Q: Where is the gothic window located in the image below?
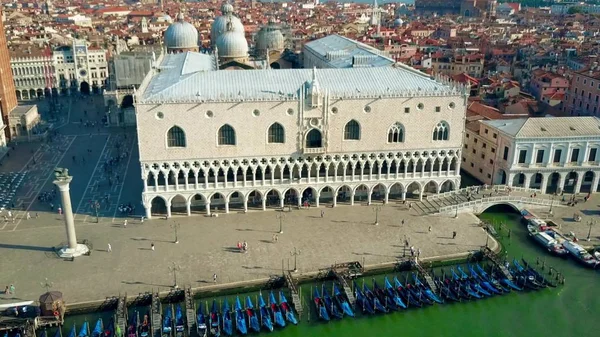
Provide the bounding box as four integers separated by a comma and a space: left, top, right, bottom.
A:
306, 129, 322, 148
218, 124, 236, 145
344, 120, 360, 140
432, 121, 450, 141
268, 123, 285, 143
388, 122, 405, 143
166, 126, 186, 147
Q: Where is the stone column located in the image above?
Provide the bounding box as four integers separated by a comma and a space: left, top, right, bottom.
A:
540, 174, 549, 194
225, 201, 230, 214
143, 177, 148, 193
591, 173, 600, 193
401, 191, 406, 201
279, 197, 285, 209
166, 202, 172, 218
419, 188, 423, 201
186, 201, 191, 216
54, 173, 89, 258
332, 196, 337, 207
262, 198, 267, 211
384, 191, 389, 204
243, 197, 248, 212
205, 202, 211, 216
145, 205, 152, 220
350, 189, 355, 206
574, 174, 583, 194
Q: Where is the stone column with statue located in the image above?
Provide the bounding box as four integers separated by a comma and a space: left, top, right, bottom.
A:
53, 168, 89, 258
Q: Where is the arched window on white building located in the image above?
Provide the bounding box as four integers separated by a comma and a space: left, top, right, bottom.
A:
433, 121, 449, 141
267, 123, 285, 143
344, 120, 360, 140
218, 124, 236, 145
387, 122, 405, 143
167, 126, 186, 147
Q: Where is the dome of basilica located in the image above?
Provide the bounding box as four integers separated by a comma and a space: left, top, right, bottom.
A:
216, 25, 249, 59
164, 13, 199, 51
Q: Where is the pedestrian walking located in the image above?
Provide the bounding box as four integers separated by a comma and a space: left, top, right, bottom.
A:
35, 212, 39, 219
26, 212, 31, 220
237, 241, 242, 252
213, 273, 218, 283
452, 231, 457, 239
428, 226, 432, 233
417, 248, 421, 258
274, 235, 278, 242
151, 243, 155, 251
7, 211, 11, 218
9, 285, 14, 295
408, 203, 412, 210
107, 243, 112, 252
4, 286, 8, 294
140, 216, 144, 223
123, 219, 127, 228
320, 210, 324, 218
58, 207, 62, 215
410, 246, 415, 257
242, 241, 248, 253
401, 219, 405, 226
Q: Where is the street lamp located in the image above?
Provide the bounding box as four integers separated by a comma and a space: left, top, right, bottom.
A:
168, 262, 181, 289
373, 205, 382, 226
40, 277, 53, 293
276, 213, 285, 234
290, 247, 302, 273
170, 223, 180, 244
587, 219, 595, 242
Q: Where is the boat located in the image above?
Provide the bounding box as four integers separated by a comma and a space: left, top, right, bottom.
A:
313, 286, 330, 321
54, 327, 62, 337
278, 291, 298, 325
468, 265, 502, 294
431, 272, 459, 302
393, 276, 422, 307
508, 262, 544, 290
92, 319, 103, 337
562, 240, 600, 269
244, 296, 260, 333
78, 321, 89, 337
372, 280, 398, 311
529, 230, 569, 257
104, 319, 115, 337
269, 292, 286, 328
258, 293, 274, 332
487, 266, 522, 291
234, 297, 248, 335
450, 269, 481, 299
353, 281, 374, 314
221, 299, 233, 336
322, 286, 343, 318
333, 284, 355, 317
210, 300, 223, 337
521, 259, 556, 288
196, 303, 207, 337
139, 314, 150, 337
40, 331, 47, 337
127, 311, 138, 337
412, 274, 443, 304
162, 306, 173, 336
363, 283, 387, 313
174, 305, 185, 336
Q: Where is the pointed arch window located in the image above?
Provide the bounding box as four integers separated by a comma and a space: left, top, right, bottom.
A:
267, 123, 285, 143
433, 121, 450, 141
388, 122, 405, 143
344, 120, 361, 140
306, 129, 322, 148
218, 124, 236, 145
167, 126, 186, 147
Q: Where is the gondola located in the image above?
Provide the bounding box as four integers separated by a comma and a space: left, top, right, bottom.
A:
127, 311, 138, 337
431, 272, 460, 302
393, 276, 422, 307
196, 304, 207, 337
450, 269, 481, 299
278, 291, 298, 325
521, 259, 556, 287
515, 259, 551, 287
40, 331, 48, 337
68, 325, 76, 337
322, 285, 343, 319
406, 282, 433, 305
313, 286, 330, 321
468, 265, 503, 294
234, 297, 248, 335
243, 296, 260, 333
269, 291, 286, 328
104, 319, 114, 337
162, 306, 173, 337
353, 281, 374, 315
174, 305, 185, 337
78, 321, 89, 337
508, 262, 544, 290
484, 264, 522, 291
92, 319, 104, 337
372, 280, 398, 311
139, 314, 150, 337
333, 284, 355, 317
54, 327, 62, 337
222, 299, 233, 336
473, 264, 510, 293
363, 283, 387, 313
258, 293, 274, 332
412, 274, 443, 304
210, 300, 224, 337
457, 266, 491, 297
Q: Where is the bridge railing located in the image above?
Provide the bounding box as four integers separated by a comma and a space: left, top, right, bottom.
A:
437, 196, 554, 214
427, 184, 542, 200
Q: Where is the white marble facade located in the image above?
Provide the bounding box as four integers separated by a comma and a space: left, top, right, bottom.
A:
135, 57, 469, 218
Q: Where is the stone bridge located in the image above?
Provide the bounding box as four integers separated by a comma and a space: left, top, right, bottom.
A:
415, 184, 560, 216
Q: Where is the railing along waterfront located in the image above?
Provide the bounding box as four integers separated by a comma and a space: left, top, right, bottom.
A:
437, 196, 554, 214
427, 185, 542, 200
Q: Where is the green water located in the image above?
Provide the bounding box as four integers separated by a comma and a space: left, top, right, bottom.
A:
57, 207, 599, 337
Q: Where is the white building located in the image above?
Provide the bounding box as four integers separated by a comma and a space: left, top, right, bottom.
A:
303, 35, 394, 69
10, 40, 108, 98
464, 117, 600, 194
134, 51, 469, 219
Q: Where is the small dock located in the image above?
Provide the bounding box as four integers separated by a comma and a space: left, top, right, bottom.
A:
115, 293, 127, 336
413, 259, 439, 294
151, 291, 162, 337
184, 286, 196, 335
331, 262, 363, 306
284, 271, 302, 318
481, 247, 513, 281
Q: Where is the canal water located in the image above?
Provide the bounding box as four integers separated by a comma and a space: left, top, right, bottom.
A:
53, 206, 599, 337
